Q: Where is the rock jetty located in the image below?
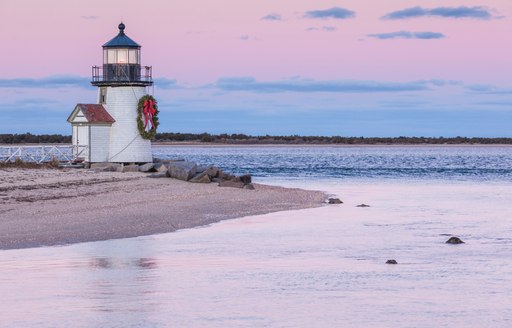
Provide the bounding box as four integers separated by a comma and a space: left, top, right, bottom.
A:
90, 159, 255, 189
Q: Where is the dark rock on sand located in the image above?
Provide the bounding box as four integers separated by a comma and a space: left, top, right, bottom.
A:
328, 198, 343, 204
218, 180, 245, 188
356, 204, 370, 207
139, 163, 155, 172
243, 183, 255, 190
167, 161, 197, 181
446, 237, 464, 244
196, 165, 220, 179
189, 172, 211, 183
218, 171, 237, 181
205, 166, 220, 178
90, 162, 122, 172
122, 164, 140, 173
386, 259, 398, 264
153, 163, 168, 173
239, 174, 252, 184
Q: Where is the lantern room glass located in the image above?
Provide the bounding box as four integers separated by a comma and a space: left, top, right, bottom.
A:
103, 48, 140, 64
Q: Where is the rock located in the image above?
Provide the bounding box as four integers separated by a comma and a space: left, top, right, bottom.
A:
356, 204, 370, 207
446, 237, 464, 244
196, 165, 209, 173
122, 164, 140, 172
243, 183, 255, 190
218, 170, 236, 181
148, 172, 168, 178
167, 161, 197, 181
195, 165, 220, 178
218, 180, 245, 188
328, 198, 343, 204
386, 260, 398, 264
139, 163, 154, 172
205, 166, 220, 178
189, 172, 211, 183
90, 162, 122, 172
90, 162, 110, 170
239, 174, 252, 184
211, 177, 222, 183
153, 163, 168, 172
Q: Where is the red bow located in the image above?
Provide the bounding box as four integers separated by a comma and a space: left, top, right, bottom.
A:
143, 99, 156, 130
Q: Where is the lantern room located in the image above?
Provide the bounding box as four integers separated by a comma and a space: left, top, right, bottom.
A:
91, 23, 153, 87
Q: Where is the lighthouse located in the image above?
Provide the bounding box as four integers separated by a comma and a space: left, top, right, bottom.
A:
67, 23, 155, 163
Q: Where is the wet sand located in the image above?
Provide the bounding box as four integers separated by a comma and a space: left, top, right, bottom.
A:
0, 168, 326, 250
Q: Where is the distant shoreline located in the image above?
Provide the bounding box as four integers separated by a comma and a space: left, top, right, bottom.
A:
2, 142, 512, 148
152, 142, 512, 147
2, 133, 512, 146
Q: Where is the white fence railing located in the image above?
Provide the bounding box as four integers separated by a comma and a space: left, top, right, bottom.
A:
0, 145, 88, 163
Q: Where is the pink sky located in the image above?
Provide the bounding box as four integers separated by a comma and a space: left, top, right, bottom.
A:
0, 0, 511, 136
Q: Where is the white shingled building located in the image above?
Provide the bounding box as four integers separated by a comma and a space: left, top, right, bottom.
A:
68, 23, 154, 163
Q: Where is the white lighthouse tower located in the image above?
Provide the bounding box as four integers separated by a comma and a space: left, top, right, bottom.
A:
68, 23, 154, 163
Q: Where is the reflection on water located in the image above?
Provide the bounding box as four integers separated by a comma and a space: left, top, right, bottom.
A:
1, 181, 512, 327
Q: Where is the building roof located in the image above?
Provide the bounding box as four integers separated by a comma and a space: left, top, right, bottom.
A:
69, 104, 115, 124
103, 22, 140, 48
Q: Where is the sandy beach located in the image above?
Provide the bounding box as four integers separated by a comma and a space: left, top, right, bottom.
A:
0, 168, 326, 250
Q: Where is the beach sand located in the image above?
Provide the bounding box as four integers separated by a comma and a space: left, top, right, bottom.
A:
0, 168, 326, 250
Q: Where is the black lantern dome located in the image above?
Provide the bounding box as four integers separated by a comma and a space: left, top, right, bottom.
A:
91, 23, 152, 87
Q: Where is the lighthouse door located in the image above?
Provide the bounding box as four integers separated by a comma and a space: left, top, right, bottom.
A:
74, 125, 90, 161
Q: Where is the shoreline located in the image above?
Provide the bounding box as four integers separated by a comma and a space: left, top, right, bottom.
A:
0, 168, 326, 250
153, 142, 512, 148
3, 142, 512, 148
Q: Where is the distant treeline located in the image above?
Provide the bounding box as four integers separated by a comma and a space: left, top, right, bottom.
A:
155, 133, 512, 144
1, 132, 512, 145
0, 133, 71, 144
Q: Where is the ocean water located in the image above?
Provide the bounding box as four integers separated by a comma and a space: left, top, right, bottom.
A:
1, 146, 512, 327
153, 145, 512, 181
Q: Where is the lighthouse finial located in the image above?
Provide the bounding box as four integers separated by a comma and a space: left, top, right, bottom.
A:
118, 22, 125, 35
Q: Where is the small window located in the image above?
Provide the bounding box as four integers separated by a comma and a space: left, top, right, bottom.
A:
100, 87, 107, 104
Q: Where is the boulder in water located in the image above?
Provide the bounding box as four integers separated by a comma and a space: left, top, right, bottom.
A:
386, 259, 398, 264
356, 204, 370, 207
446, 237, 464, 244
328, 198, 343, 204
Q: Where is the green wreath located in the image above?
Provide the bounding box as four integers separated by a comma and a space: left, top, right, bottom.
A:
137, 95, 159, 140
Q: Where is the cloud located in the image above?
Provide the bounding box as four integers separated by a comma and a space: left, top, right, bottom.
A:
304, 7, 355, 20
80, 15, 98, 20
382, 6, 496, 20
212, 77, 443, 93
240, 35, 259, 41
0, 75, 91, 89
154, 78, 179, 89
261, 13, 282, 21
466, 84, 512, 95
368, 31, 445, 40
306, 26, 337, 32
0, 75, 182, 90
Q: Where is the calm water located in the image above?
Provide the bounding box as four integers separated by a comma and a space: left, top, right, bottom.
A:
1, 146, 512, 327
153, 145, 512, 181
